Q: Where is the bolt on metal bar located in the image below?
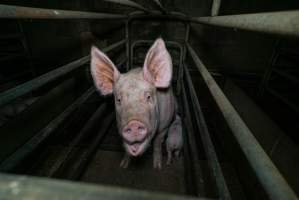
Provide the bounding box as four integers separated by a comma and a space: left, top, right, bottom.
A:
0, 4, 127, 19
0, 39, 126, 107
211, 0, 221, 16
103, 0, 149, 13
0, 87, 95, 171
183, 64, 231, 200
191, 10, 299, 37
186, 42, 298, 200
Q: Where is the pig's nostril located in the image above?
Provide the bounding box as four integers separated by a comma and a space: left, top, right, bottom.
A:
138, 126, 145, 131
125, 128, 132, 134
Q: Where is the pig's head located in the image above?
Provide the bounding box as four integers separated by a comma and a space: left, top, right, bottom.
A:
90, 38, 172, 157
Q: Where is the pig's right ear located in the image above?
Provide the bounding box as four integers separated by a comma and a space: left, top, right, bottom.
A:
90, 46, 120, 96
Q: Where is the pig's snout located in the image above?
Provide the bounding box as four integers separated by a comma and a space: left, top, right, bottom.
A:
123, 120, 147, 139
122, 120, 148, 156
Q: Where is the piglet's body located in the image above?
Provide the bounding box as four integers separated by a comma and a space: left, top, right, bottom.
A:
90, 38, 182, 169
166, 115, 183, 165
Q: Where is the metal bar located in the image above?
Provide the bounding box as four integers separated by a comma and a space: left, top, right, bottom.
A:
128, 11, 189, 22
183, 64, 231, 199
186, 43, 298, 200
0, 4, 126, 19
126, 20, 130, 71
191, 10, 299, 37
0, 88, 95, 171
50, 102, 108, 177
152, 0, 167, 13
272, 68, 299, 84
69, 112, 114, 180
0, 39, 126, 107
266, 87, 299, 113
211, 0, 221, 16
103, 0, 149, 12
0, 173, 213, 200
181, 83, 206, 196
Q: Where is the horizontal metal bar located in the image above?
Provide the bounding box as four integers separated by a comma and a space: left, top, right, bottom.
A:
103, 0, 149, 12
0, 39, 126, 107
0, 173, 213, 200
266, 87, 299, 113
0, 4, 127, 19
272, 68, 299, 84
0, 87, 95, 171
186, 43, 298, 200
183, 64, 231, 199
191, 10, 299, 37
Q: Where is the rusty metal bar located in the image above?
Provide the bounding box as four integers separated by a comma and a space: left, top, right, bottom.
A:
0, 4, 126, 19
186, 42, 298, 200
103, 0, 149, 13
211, 0, 221, 16
191, 10, 299, 37
0, 39, 126, 107
183, 64, 231, 199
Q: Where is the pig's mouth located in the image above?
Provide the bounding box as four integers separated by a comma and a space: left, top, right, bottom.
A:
125, 140, 149, 157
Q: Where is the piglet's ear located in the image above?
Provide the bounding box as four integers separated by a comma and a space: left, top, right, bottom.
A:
90, 46, 120, 95
143, 38, 173, 88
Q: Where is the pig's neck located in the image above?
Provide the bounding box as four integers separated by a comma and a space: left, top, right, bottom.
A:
156, 86, 176, 132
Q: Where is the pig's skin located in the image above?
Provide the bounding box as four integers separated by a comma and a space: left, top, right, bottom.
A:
90, 38, 182, 169
166, 115, 183, 165
115, 68, 176, 169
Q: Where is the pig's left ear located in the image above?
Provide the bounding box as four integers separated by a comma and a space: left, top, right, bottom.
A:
143, 38, 173, 88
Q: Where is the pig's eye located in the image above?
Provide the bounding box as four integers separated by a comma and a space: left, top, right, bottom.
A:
116, 96, 121, 104
145, 92, 151, 102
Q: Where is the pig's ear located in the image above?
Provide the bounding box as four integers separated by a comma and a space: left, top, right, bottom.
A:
90, 46, 120, 95
143, 38, 173, 88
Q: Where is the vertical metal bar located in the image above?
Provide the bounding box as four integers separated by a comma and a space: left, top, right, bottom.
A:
181, 83, 206, 196
126, 20, 130, 71
211, 0, 221, 16
184, 64, 231, 199
186, 42, 298, 200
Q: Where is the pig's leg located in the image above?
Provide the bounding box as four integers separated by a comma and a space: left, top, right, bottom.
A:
166, 147, 173, 165
174, 149, 181, 158
153, 130, 167, 169
120, 153, 131, 168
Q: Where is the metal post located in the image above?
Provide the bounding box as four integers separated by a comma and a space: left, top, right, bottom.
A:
211, 0, 221, 16
183, 64, 231, 199
186, 43, 298, 200
103, 0, 149, 13
0, 4, 127, 19
0, 39, 126, 107
191, 10, 299, 37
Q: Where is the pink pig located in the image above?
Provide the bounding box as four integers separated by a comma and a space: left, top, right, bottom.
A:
90, 38, 182, 169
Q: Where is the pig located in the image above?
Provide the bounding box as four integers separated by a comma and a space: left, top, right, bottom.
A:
166, 114, 183, 165
90, 38, 182, 169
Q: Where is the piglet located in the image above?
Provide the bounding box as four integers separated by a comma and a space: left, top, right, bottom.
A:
166, 115, 183, 165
